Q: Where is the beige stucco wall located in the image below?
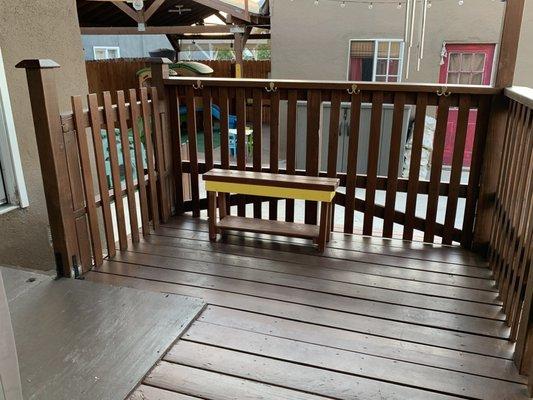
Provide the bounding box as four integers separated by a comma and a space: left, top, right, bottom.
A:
271, 0, 505, 83
0, 0, 88, 271
515, 0, 533, 87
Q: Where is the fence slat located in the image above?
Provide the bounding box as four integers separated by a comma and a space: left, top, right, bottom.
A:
344, 91, 362, 233
252, 87, 263, 219
103, 91, 128, 250
129, 89, 150, 236
363, 91, 383, 236
141, 87, 161, 228
71, 96, 103, 268
117, 90, 140, 243
269, 90, 280, 220
424, 95, 450, 243
185, 86, 200, 218
88, 94, 116, 256
442, 94, 471, 245
327, 91, 341, 232
151, 87, 170, 222
461, 96, 491, 247
403, 93, 428, 240
285, 90, 297, 222
236, 87, 247, 216
383, 93, 405, 238
305, 90, 322, 225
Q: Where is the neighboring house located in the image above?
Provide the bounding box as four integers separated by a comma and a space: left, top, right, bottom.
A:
271, 0, 531, 87
82, 34, 269, 61
0, 0, 88, 271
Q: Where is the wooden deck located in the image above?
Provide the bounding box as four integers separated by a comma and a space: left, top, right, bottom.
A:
86, 216, 530, 400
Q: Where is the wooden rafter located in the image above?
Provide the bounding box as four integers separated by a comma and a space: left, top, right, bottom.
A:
112, 1, 140, 22
145, 0, 166, 21
191, 0, 250, 22
80, 25, 233, 34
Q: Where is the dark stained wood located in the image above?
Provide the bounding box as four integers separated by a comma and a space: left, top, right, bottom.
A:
424, 95, 450, 243
141, 88, 161, 229
383, 93, 405, 238
236, 87, 247, 216
88, 94, 116, 256
166, 86, 184, 213
116, 90, 140, 243
443, 94, 470, 245
203, 169, 339, 192
327, 91, 341, 231
363, 91, 383, 236
269, 90, 280, 221
202, 87, 214, 171
285, 90, 298, 223
217, 216, 320, 239
129, 90, 150, 236
344, 91, 362, 233
403, 93, 428, 241
252, 87, 263, 219
305, 90, 322, 225
103, 91, 128, 250
219, 87, 230, 170
71, 96, 103, 267
185, 86, 200, 217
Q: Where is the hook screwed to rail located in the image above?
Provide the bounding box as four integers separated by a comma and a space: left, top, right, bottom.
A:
192, 80, 203, 90
265, 82, 278, 92
347, 84, 361, 95
437, 86, 452, 97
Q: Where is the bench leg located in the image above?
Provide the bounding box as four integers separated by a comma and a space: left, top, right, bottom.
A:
326, 202, 332, 242
208, 191, 217, 241
218, 193, 227, 219
318, 201, 328, 252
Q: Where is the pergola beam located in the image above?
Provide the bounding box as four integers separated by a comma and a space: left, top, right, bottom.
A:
111, 1, 140, 23
495, 0, 525, 87
192, 0, 250, 22
80, 25, 234, 34
145, 0, 166, 21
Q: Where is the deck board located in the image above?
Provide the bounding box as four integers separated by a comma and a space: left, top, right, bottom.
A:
86, 215, 528, 400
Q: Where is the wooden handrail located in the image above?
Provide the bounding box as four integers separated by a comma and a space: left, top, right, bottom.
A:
505, 86, 533, 110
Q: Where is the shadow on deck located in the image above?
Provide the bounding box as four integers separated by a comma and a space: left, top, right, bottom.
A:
87, 215, 529, 400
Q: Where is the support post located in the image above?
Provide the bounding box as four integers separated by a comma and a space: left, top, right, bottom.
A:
150, 58, 173, 221
472, 0, 525, 253
15, 59, 78, 277
233, 32, 244, 78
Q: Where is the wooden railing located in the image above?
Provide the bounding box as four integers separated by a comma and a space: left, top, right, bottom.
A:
489, 87, 533, 376
163, 76, 498, 246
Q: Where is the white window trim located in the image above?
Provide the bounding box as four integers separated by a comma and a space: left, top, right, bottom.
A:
0, 47, 28, 213
346, 38, 405, 82
93, 46, 121, 60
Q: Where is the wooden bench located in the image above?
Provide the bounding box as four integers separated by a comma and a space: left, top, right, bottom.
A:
203, 169, 340, 252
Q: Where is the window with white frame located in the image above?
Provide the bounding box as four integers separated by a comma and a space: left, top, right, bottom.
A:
0, 48, 28, 212
348, 39, 404, 82
93, 46, 121, 60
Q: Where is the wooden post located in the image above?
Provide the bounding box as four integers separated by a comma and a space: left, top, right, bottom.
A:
234, 32, 244, 78
472, 0, 525, 253
15, 60, 78, 277
150, 57, 173, 221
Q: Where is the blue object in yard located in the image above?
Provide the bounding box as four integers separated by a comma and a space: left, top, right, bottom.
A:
179, 104, 237, 129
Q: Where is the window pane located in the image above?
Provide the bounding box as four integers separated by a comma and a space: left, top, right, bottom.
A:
459, 73, 471, 84
462, 53, 473, 72
350, 41, 375, 57
376, 59, 388, 75
389, 42, 401, 58
471, 73, 483, 85
447, 72, 459, 84
107, 49, 119, 59
377, 41, 389, 57
388, 59, 399, 75
472, 53, 485, 72
387, 76, 398, 82
94, 48, 106, 60
449, 53, 461, 72
375, 75, 387, 82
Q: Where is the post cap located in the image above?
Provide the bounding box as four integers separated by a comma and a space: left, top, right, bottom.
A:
15, 59, 60, 69
148, 57, 172, 65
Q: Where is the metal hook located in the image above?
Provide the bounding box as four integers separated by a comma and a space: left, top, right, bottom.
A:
437, 86, 451, 97
192, 80, 203, 90
347, 84, 361, 95
265, 82, 278, 92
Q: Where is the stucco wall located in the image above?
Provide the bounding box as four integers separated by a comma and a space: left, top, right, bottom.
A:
515, 0, 533, 88
0, 0, 88, 271
271, 0, 505, 83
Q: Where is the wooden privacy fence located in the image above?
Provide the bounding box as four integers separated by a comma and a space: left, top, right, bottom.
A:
164, 76, 497, 247
489, 87, 533, 375
18, 59, 171, 277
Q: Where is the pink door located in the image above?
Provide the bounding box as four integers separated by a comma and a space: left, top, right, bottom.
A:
439, 44, 495, 167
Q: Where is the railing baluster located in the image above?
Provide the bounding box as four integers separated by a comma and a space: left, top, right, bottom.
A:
185, 86, 200, 218
202, 87, 214, 170
327, 91, 342, 232
383, 93, 405, 238
403, 93, 428, 241
117, 90, 140, 243
305, 90, 322, 225
219, 87, 230, 216
252, 87, 263, 219
424, 94, 450, 243
129, 89, 150, 236
236, 87, 247, 216
285, 90, 297, 222
344, 91, 362, 234
269, 89, 280, 221
103, 91, 128, 249
363, 91, 384, 236
442, 94, 470, 245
